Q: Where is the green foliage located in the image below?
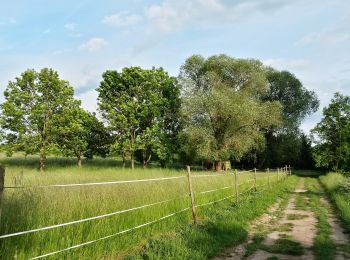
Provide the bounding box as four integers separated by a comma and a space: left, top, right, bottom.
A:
0, 68, 79, 171
265, 70, 319, 129
254, 69, 319, 168
97, 67, 181, 168
312, 93, 350, 171
179, 55, 282, 169
52, 109, 112, 166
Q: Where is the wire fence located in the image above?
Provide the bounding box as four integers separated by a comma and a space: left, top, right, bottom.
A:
0, 165, 292, 259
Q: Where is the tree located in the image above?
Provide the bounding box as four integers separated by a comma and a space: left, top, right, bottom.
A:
97, 67, 180, 169
179, 55, 282, 171
53, 108, 112, 167
255, 69, 319, 168
265, 70, 319, 129
312, 93, 350, 171
0, 68, 79, 171
297, 133, 315, 169
83, 113, 112, 160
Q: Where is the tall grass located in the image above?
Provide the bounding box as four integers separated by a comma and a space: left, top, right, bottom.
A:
320, 172, 350, 232
0, 156, 288, 259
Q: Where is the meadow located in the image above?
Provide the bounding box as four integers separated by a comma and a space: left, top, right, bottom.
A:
0, 155, 290, 259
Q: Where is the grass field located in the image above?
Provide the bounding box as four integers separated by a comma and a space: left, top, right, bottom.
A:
0, 156, 290, 259
320, 172, 350, 233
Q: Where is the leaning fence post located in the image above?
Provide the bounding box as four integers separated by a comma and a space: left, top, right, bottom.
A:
267, 168, 270, 188
0, 166, 5, 221
186, 166, 197, 224
234, 169, 239, 205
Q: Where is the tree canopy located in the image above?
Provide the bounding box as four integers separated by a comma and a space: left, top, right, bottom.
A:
312, 92, 350, 171
52, 108, 112, 166
0, 68, 79, 171
179, 55, 282, 170
97, 66, 181, 168
252, 69, 319, 168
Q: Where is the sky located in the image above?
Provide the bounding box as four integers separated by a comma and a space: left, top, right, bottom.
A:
1, 0, 350, 133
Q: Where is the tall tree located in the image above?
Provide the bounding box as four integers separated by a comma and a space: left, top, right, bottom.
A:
179, 55, 282, 171
0, 68, 79, 171
312, 92, 350, 171
53, 108, 112, 166
255, 69, 319, 168
97, 67, 180, 169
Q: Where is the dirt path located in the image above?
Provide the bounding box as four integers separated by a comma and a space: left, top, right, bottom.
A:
215, 178, 350, 260
214, 199, 283, 259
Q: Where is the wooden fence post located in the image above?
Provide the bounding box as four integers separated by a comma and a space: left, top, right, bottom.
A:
289, 165, 292, 176
234, 170, 239, 205
254, 168, 257, 191
0, 166, 5, 221
267, 168, 270, 188
277, 168, 279, 182
186, 166, 197, 224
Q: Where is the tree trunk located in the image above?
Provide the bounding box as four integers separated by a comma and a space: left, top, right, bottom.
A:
142, 151, 152, 168
122, 152, 126, 168
77, 155, 82, 167
160, 160, 166, 168
214, 161, 222, 172
39, 147, 46, 172
142, 150, 146, 168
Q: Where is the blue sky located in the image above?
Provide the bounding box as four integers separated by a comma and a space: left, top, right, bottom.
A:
1, 0, 350, 133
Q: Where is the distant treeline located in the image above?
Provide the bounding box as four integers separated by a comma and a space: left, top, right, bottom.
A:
0, 54, 324, 171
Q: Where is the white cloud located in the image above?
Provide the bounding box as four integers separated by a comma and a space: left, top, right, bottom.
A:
102, 13, 142, 27
263, 58, 309, 71
79, 38, 108, 52
76, 89, 98, 113
298, 31, 350, 46
64, 23, 77, 31
145, 0, 294, 32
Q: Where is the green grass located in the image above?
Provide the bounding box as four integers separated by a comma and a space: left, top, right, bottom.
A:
286, 214, 308, 220
260, 238, 305, 256
0, 155, 290, 259
320, 173, 350, 233
243, 183, 295, 258
128, 177, 297, 259
292, 170, 324, 177
276, 223, 294, 232
302, 178, 336, 260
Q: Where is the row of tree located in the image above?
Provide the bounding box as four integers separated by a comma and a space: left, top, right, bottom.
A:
0, 54, 319, 171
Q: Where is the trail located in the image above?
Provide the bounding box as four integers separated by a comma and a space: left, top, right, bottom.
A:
215, 178, 350, 260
